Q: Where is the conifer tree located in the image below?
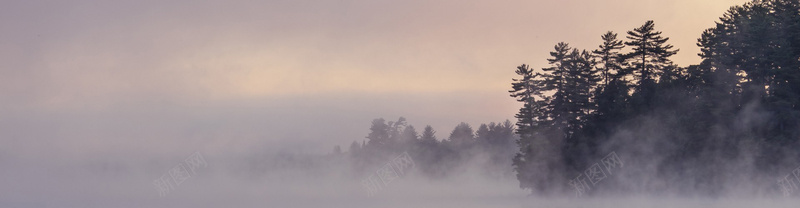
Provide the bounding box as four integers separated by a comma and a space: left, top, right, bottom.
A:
624, 20, 679, 85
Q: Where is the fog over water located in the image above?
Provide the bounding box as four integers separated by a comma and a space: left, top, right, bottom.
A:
5, 153, 800, 208
6, 150, 800, 208
8, 0, 800, 207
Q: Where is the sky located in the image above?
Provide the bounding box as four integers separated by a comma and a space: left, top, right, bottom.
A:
0, 0, 751, 159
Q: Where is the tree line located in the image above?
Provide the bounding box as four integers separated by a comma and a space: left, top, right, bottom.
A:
329, 0, 800, 196
511, 0, 800, 195
340, 117, 518, 178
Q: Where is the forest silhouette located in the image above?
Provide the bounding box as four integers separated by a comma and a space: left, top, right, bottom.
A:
333, 0, 800, 197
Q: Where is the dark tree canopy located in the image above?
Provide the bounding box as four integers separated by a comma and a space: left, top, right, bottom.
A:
509, 0, 800, 195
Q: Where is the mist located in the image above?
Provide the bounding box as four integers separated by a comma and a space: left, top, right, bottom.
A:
7, 0, 800, 207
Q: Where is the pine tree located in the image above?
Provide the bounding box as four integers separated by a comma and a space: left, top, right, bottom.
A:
593, 31, 626, 87
447, 122, 475, 149
540, 43, 598, 138
540, 42, 573, 134
624, 20, 679, 85
623, 20, 679, 113
509, 64, 543, 139
512, 42, 601, 193
475, 123, 491, 147
510, 63, 552, 193
565, 49, 599, 128
386, 117, 407, 150
401, 125, 419, 142
417, 125, 444, 177
592, 31, 630, 121
420, 125, 438, 145
400, 125, 419, 150
366, 118, 390, 148
579, 32, 635, 166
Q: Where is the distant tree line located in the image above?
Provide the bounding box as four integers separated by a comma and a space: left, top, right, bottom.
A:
511, 0, 800, 195
340, 117, 517, 178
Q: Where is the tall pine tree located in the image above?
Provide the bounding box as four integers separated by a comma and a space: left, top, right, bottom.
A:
624, 20, 679, 85
509, 63, 553, 193
593, 31, 626, 87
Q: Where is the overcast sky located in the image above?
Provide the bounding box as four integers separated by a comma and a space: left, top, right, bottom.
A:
1, 0, 750, 159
